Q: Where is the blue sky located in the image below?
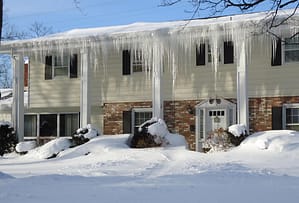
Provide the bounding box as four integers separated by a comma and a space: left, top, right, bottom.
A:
4, 0, 198, 33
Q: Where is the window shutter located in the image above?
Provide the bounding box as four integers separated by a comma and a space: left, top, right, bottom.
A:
271, 38, 282, 66
196, 44, 205, 66
122, 50, 131, 75
70, 54, 78, 78
272, 107, 282, 130
123, 111, 132, 133
224, 41, 234, 64
45, 55, 52, 80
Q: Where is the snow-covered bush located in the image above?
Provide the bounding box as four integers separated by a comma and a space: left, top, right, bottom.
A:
128, 118, 169, 148
203, 124, 248, 153
15, 141, 37, 154
72, 124, 100, 146
0, 122, 17, 156
36, 137, 72, 159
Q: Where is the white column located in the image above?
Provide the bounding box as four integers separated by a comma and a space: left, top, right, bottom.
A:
12, 54, 24, 142
80, 48, 91, 127
152, 42, 163, 119
237, 40, 249, 131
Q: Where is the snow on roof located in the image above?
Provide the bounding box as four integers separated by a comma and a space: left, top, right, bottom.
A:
1, 9, 298, 52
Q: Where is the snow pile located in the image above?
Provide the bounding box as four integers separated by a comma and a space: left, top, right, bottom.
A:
0, 171, 13, 179
228, 124, 247, 137
15, 141, 37, 153
28, 138, 72, 159
240, 130, 299, 152
0, 121, 12, 127
73, 124, 100, 140
146, 118, 169, 144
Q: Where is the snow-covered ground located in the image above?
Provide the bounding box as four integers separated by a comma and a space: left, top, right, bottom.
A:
1, 130, 299, 203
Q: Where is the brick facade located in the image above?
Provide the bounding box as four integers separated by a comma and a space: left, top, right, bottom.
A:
249, 96, 299, 132
103, 96, 299, 151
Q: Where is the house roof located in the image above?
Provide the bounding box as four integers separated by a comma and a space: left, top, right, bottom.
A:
0, 10, 298, 53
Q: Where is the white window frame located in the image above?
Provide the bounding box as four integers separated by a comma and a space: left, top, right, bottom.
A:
283, 36, 299, 64
283, 103, 299, 130
131, 50, 149, 73
24, 112, 79, 139
131, 108, 152, 131
52, 54, 70, 78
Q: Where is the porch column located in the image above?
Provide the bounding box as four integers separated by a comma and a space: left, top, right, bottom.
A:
152, 42, 163, 119
80, 48, 91, 127
237, 40, 249, 131
12, 53, 24, 142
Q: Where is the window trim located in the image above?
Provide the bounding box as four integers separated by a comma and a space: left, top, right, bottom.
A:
45, 54, 78, 80
24, 112, 80, 139
196, 40, 234, 67
131, 108, 152, 132
283, 103, 299, 129
283, 36, 299, 64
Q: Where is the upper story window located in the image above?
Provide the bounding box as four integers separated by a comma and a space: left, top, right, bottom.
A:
122, 49, 148, 75
45, 54, 78, 80
196, 41, 234, 66
284, 36, 299, 63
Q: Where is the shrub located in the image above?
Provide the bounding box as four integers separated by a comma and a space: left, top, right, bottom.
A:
0, 123, 17, 156
203, 127, 248, 153
72, 124, 99, 146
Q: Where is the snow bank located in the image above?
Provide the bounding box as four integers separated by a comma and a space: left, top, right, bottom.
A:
15, 141, 37, 153
228, 124, 247, 137
0, 171, 13, 179
240, 130, 299, 152
28, 138, 72, 159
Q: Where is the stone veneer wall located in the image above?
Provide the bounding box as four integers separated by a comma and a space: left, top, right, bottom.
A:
249, 96, 299, 132
103, 96, 299, 151
103, 101, 152, 135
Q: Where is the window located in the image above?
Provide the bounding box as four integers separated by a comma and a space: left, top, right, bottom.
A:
122, 108, 152, 134
60, 113, 79, 137
134, 111, 153, 127
45, 54, 78, 80
24, 115, 37, 137
122, 50, 148, 75
24, 113, 79, 139
196, 41, 233, 66
40, 114, 57, 137
283, 104, 299, 130
284, 36, 299, 63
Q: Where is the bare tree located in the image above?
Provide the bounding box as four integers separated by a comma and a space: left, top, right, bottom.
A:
160, 0, 299, 34
28, 21, 53, 38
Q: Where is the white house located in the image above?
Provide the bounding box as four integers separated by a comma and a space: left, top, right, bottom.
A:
1, 10, 299, 151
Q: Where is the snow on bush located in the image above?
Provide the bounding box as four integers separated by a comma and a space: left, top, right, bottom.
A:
228, 124, 247, 137
33, 138, 72, 159
15, 141, 37, 154
72, 124, 100, 146
129, 117, 187, 148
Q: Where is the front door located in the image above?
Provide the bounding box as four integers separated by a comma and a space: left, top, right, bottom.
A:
196, 98, 236, 151
207, 109, 227, 133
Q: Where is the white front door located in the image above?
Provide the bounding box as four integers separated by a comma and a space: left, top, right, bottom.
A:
207, 109, 227, 134
195, 98, 236, 152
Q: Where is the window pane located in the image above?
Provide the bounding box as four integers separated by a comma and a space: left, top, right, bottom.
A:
40, 114, 57, 137
24, 115, 37, 137
285, 50, 299, 62
134, 111, 152, 126
53, 55, 69, 77
60, 114, 79, 137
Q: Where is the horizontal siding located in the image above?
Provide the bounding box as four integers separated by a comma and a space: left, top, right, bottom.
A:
28, 35, 299, 108
29, 60, 80, 108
